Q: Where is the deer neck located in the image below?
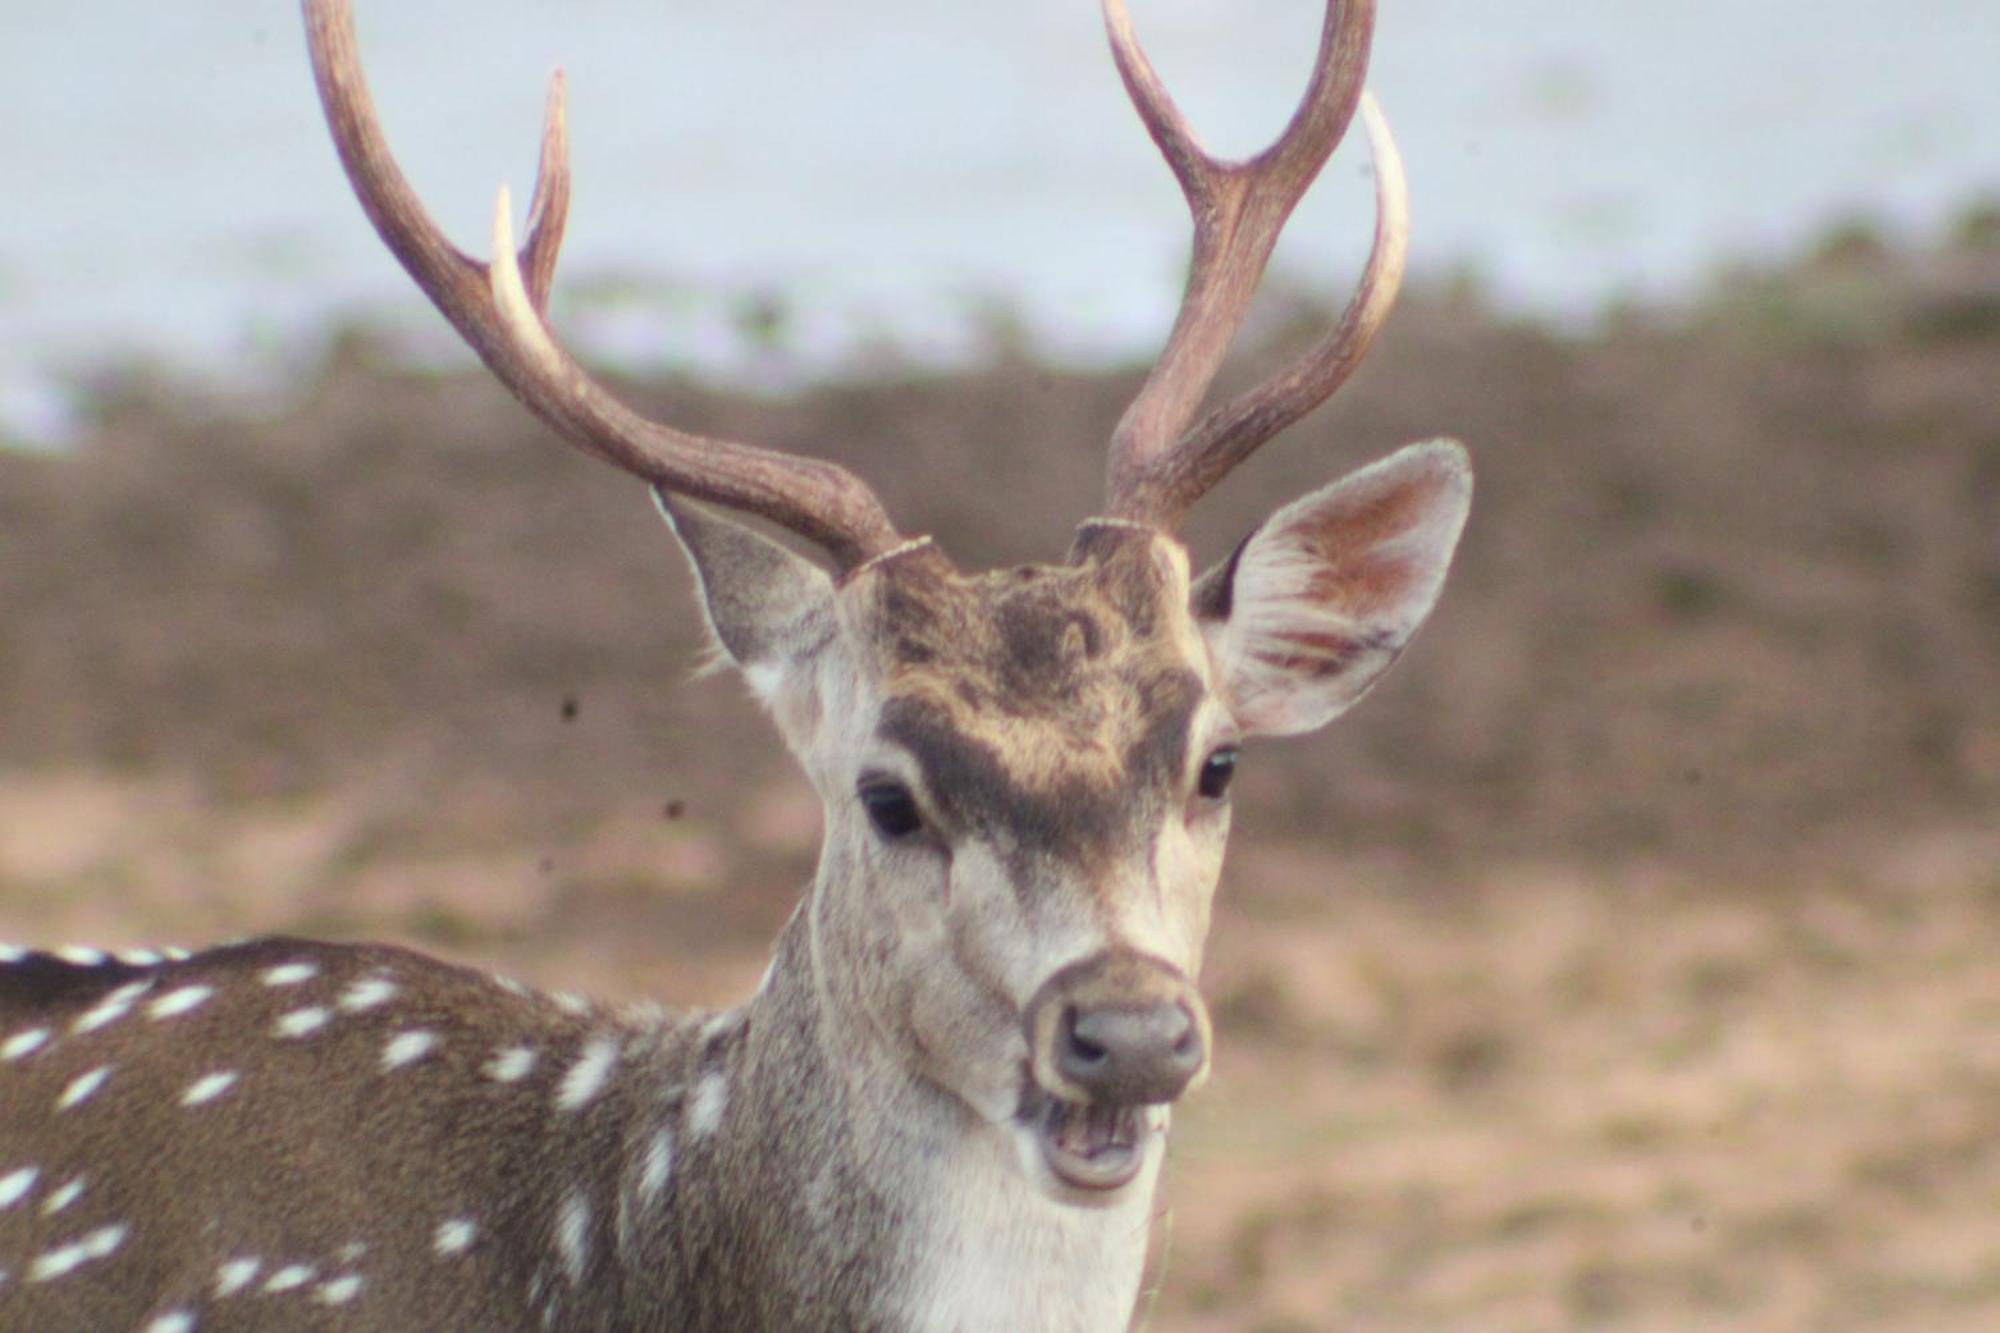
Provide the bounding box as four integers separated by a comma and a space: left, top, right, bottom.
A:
606, 897, 1161, 1331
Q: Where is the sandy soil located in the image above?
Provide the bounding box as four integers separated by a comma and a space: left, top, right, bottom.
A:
1, 234, 1996, 1328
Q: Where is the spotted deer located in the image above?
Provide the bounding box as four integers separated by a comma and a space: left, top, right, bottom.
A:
0, 0, 1467, 1328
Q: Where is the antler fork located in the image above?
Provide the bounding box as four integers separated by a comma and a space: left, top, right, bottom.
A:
1101, 0, 1410, 531
307, 0, 1405, 562
303, 0, 906, 573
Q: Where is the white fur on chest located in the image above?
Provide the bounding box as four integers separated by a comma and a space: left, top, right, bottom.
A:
894, 1129, 1163, 1333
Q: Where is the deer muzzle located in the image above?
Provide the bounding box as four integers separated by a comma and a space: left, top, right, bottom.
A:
1021, 950, 1211, 1192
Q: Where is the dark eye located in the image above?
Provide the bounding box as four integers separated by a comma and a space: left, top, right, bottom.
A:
858, 776, 924, 840
1197, 746, 1239, 801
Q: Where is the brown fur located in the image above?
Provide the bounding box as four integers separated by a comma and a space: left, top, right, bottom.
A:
859, 534, 1206, 874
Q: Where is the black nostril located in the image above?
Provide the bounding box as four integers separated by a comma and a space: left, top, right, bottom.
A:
1061, 1005, 1108, 1070
1057, 999, 1206, 1105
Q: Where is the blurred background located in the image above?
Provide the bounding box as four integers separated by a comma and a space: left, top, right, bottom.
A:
3, 2, 1997, 1328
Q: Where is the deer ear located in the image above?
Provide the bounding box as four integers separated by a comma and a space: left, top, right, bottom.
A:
1193, 440, 1471, 738
653, 490, 836, 704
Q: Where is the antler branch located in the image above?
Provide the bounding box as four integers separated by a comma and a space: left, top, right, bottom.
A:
1102, 0, 1408, 531
303, 0, 905, 572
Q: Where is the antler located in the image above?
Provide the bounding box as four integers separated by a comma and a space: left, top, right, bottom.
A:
302, 0, 906, 572
1102, 0, 1409, 532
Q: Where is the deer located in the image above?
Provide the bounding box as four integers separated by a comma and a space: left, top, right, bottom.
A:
0, 0, 1467, 1328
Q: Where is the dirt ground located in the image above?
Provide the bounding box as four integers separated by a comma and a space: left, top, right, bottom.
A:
2, 230, 1997, 1329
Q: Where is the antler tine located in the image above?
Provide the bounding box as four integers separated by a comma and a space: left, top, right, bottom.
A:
1099, 0, 1208, 203
1131, 94, 1408, 531
519, 71, 570, 314
302, 0, 905, 572
1102, 0, 1391, 529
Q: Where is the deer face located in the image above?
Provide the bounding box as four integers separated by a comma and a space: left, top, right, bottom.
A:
305, 0, 1463, 1282
661, 439, 1469, 1201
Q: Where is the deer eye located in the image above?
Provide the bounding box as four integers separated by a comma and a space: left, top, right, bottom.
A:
858, 776, 924, 840
1196, 746, 1239, 801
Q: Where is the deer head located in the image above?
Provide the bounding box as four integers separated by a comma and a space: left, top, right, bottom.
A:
305, 0, 1469, 1203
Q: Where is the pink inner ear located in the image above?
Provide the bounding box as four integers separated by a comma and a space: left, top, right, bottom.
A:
1317, 469, 1438, 544
1303, 552, 1419, 620
1289, 466, 1454, 616
1205, 441, 1471, 738
1250, 628, 1376, 680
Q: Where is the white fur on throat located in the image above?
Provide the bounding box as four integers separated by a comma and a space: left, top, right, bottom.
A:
895, 1120, 1165, 1333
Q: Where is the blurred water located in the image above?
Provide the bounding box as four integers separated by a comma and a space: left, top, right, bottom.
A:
2, 0, 1995, 443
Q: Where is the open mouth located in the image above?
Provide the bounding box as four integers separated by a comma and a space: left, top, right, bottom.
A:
1024, 1088, 1151, 1192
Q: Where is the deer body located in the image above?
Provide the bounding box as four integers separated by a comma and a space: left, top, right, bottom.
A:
0, 922, 1151, 1331
0, 0, 1472, 1327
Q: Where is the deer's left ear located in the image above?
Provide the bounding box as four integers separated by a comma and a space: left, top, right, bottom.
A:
1192, 440, 1471, 738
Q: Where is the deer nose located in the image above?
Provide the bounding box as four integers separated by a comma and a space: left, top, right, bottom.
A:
1027, 950, 1211, 1107
1057, 999, 1204, 1106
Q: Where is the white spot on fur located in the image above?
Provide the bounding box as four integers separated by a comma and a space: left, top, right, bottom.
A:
0, 943, 23, 963
556, 1035, 620, 1112
743, 661, 784, 705
317, 1273, 364, 1305
486, 1046, 537, 1082
697, 1011, 740, 1046
116, 949, 164, 967
56, 1066, 110, 1111
339, 977, 398, 1012
435, 1217, 477, 1256
41, 1176, 84, 1214
2, 1028, 49, 1061
620, 999, 666, 1025
72, 984, 149, 1034
556, 1191, 590, 1283
214, 1257, 261, 1297
337, 1241, 368, 1263
382, 1030, 438, 1069
143, 1313, 195, 1333
56, 946, 106, 966
67, 1006, 127, 1036
0, 1166, 39, 1210
274, 1007, 330, 1039
688, 1070, 728, 1139
182, 1071, 239, 1106
637, 1127, 674, 1203
551, 991, 590, 1016
262, 962, 318, 987
263, 1263, 315, 1293
163, 946, 191, 961
27, 1222, 126, 1281
148, 985, 213, 1021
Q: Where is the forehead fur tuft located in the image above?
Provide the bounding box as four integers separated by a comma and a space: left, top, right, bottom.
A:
842, 531, 1206, 851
